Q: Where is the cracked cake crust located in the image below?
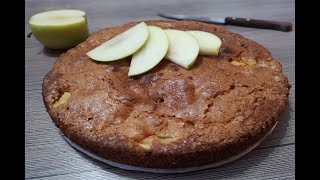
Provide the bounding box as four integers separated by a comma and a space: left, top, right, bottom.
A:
42, 20, 290, 168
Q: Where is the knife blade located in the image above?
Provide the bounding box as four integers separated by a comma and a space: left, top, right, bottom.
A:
158, 13, 292, 32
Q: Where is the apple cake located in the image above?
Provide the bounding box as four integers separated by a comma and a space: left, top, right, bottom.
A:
42, 20, 290, 168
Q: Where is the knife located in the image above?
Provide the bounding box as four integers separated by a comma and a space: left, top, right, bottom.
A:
158, 13, 292, 32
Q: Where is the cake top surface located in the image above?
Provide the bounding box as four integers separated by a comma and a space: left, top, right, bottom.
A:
43, 20, 289, 155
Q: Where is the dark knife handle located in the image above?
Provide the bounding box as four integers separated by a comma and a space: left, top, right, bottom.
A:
225, 17, 293, 32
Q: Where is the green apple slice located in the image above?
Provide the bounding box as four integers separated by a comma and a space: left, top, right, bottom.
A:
187, 31, 222, 55
128, 26, 169, 76
87, 22, 149, 62
29, 9, 89, 49
164, 29, 199, 69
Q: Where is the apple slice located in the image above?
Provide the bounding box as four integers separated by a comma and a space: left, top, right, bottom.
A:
164, 29, 199, 69
29, 9, 89, 49
187, 31, 222, 55
128, 26, 169, 76
87, 22, 149, 62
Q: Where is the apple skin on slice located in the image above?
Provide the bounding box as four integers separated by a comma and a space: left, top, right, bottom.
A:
164, 29, 199, 69
187, 31, 222, 55
128, 26, 169, 76
29, 10, 89, 49
87, 22, 149, 62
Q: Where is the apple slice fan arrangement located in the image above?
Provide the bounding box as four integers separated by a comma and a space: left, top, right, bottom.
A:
87, 22, 222, 76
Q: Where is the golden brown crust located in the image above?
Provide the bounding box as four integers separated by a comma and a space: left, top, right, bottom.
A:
42, 20, 290, 168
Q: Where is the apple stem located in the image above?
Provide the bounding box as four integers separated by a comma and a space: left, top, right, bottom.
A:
27, 32, 33, 38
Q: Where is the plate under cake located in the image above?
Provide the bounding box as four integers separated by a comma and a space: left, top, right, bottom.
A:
42, 20, 290, 169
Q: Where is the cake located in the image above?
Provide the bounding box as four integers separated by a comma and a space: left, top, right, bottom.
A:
42, 20, 290, 168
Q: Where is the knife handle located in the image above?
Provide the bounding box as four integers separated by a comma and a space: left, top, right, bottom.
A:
225, 17, 293, 32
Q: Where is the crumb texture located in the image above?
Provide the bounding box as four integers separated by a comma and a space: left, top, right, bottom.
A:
42, 20, 290, 168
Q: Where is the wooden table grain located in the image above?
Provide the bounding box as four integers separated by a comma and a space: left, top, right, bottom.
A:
25, 0, 295, 179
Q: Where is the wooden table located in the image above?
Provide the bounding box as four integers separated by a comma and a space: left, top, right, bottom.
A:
25, 0, 295, 179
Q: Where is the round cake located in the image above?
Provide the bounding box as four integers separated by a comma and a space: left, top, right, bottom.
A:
42, 20, 290, 169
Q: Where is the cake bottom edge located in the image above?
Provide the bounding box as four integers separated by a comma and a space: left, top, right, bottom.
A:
57, 122, 277, 173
